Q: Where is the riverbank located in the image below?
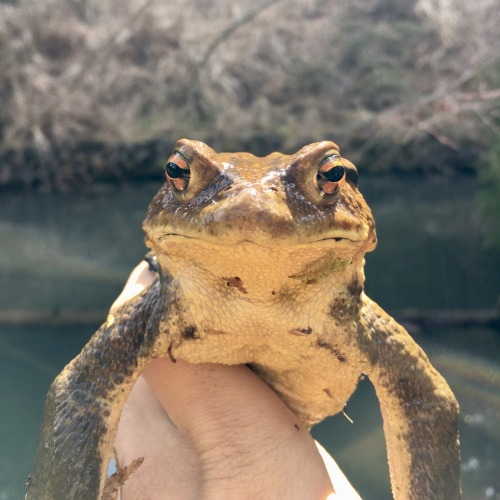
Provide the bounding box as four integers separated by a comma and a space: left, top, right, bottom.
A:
1, 0, 498, 192
0, 135, 479, 191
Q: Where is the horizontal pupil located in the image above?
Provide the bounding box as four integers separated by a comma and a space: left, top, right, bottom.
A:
322, 165, 344, 182
166, 162, 189, 179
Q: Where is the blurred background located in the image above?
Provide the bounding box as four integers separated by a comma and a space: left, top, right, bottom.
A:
0, 0, 499, 498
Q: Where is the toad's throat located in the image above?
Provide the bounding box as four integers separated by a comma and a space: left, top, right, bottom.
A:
152, 234, 359, 301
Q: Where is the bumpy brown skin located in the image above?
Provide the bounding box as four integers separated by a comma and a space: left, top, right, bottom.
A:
28, 139, 460, 499
28, 281, 164, 498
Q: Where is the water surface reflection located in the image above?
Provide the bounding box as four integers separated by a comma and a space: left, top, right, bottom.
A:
0, 177, 498, 499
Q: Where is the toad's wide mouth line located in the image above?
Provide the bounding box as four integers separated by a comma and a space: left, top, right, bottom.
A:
154, 232, 362, 246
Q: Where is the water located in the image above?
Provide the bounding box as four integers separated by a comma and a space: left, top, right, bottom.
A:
0, 176, 499, 499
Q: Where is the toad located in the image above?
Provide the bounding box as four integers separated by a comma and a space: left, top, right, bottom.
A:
27, 139, 460, 499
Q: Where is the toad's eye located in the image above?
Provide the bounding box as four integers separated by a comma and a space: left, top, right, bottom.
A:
316, 155, 346, 195
165, 152, 190, 191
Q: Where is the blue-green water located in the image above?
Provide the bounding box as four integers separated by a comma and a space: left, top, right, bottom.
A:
0, 177, 499, 499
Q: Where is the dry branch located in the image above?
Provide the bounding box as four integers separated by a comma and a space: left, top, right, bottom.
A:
0, 0, 498, 172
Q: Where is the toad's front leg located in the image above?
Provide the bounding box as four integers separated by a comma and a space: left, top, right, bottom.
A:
357, 295, 460, 500
27, 280, 163, 500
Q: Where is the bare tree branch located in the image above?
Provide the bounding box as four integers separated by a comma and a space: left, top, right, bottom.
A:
187, 0, 283, 122
67, 0, 156, 92
194, 0, 283, 76
347, 46, 500, 137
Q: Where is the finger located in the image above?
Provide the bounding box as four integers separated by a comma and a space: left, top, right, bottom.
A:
113, 376, 200, 498
142, 359, 336, 498
315, 441, 361, 499
109, 261, 156, 314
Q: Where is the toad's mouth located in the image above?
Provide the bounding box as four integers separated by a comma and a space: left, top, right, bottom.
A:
152, 230, 364, 248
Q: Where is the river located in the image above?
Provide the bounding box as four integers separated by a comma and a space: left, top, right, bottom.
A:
0, 175, 499, 499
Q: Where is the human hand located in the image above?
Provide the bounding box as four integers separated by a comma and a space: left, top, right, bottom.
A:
110, 262, 360, 499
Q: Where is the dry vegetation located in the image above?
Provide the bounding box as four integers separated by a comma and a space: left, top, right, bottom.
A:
0, 0, 499, 176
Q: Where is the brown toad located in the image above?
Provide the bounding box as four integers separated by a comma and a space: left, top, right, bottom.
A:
28, 139, 460, 499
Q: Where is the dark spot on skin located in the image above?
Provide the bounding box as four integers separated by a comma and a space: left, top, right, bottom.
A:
294, 424, 300, 431
223, 276, 248, 294
329, 280, 362, 328
271, 290, 276, 295
168, 343, 177, 363
323, 388, 334, 398
182, 325, 198, 339
289, 326, 313, 336
347, 279, 363, 299
316, 339, 347, 363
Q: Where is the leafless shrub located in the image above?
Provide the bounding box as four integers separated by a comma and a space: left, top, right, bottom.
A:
0, 0, 498, 167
